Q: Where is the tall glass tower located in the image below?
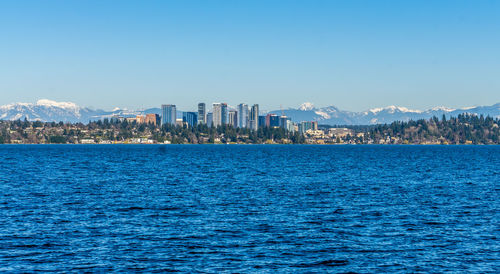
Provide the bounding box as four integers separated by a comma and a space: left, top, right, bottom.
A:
197, 103, 206, 124
237, 103, 248, 128
161, 104, 176, 125
212, 103, 228, 127
249, 104, 259, 130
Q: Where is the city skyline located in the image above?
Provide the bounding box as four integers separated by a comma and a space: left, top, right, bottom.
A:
1, 1, 500, 111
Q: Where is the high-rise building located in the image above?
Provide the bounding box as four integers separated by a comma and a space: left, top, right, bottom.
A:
183, 112, 198, 127
265, 114, 279, 127
206, 112, 213, 127
237, 103, 248, 128
222, 104, 228, 125
228, 111, 237, 128
197, 103, 206, 124
279, 116, 289, 128
249, 104, 259, 130
286, 120, 295, 132
213, 103, 222, 127
161, 104, 176, 125
212, 103, 228, 127
258, 116, 266, 128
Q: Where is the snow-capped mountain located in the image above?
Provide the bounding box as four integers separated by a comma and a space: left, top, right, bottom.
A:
270, 102, 500, 125
1, 99, 499, 125
0, 99, 121, 123
0, 99, 171, 123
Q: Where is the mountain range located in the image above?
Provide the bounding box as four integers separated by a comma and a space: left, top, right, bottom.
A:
270, 102, 500, 125
1, 99, 499, 125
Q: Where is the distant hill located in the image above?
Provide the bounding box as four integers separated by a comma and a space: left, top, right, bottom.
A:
1, 99, 499, 125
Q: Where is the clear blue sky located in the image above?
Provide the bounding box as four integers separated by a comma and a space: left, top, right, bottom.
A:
1, 0, 499, 111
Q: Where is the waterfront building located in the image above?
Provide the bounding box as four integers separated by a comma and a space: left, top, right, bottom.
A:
145, 114, 160, 125
182, 112, 198, 127
228, 111, 238, 128
198, 103, 206, 124
161, 104, 176, 125
249, 104, 259, 130
237, 103, 248, 128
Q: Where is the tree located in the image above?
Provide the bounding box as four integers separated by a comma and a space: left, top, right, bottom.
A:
49, 135, 66, 144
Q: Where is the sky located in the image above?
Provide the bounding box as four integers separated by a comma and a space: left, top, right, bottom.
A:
1, 0, 499, 111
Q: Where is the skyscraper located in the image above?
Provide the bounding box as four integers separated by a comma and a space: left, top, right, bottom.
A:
258, 116, 266, 128
212, 103, 228, 127
213, 103, 222, 127
161, 104, 176, 125
221, 103, 228, 125
182, 112, 198, 127
228, 111, 237, 128
279, 116, 289, 128
197, 103, 206, 124
206, 112, 213, 127
265, 114, 279, 127
237, 103, 248, 128
249, 104, 259, 130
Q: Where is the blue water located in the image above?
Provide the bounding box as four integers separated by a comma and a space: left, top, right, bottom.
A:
0, 145, 498, 272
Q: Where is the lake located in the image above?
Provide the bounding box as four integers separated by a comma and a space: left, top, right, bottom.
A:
0, 145, 498, 272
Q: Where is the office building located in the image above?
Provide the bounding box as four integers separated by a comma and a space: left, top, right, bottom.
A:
221, 103, 228, 125
258, 116, 266, 128
286, 120, 295, 132
135, 115, 146, 124
265, 114, 279, 127
212, 103, 228, 127
206, 112, 213, 127
161, 104, 176, 125
228, 111, 237, 128
183, 112, 198, 127
249, 104, 259, 130
213, 103, 222, 127
145, 114, 160, 125
237, 103, 248, 128
198, 103, 206, 124
279, 116, 289, 128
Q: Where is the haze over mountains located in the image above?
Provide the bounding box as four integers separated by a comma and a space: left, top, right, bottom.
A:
1, 99, 499, 125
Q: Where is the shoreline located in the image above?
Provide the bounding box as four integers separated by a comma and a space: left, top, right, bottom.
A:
0, 143, 496, 146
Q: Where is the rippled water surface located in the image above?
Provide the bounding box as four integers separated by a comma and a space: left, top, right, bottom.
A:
0, 145, 499, 272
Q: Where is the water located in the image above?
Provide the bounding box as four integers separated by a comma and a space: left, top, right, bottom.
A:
0, 145, 498, 272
